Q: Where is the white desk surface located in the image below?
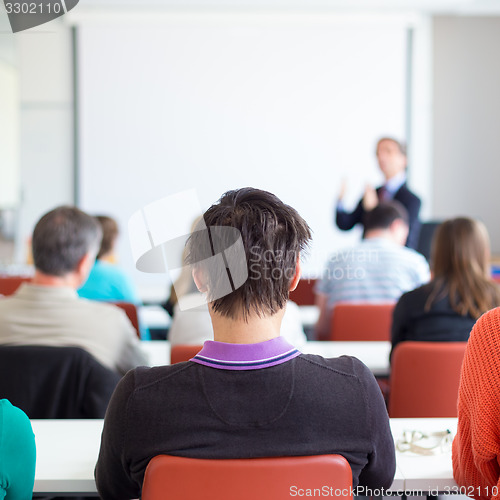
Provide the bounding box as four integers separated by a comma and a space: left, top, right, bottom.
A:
31, 418, 457, 495
32, 419, 103, 494
141, 340, 391, 377
139, 305, 171, 330
297, 305, 319, 327
391, 418, 458, 493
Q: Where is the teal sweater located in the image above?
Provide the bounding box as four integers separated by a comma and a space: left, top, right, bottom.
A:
0, 400, 36, 500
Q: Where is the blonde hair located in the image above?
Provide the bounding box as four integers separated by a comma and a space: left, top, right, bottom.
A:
426, 217, 500, 318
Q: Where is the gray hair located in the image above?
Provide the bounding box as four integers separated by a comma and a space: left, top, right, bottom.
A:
32, 206, 102, 276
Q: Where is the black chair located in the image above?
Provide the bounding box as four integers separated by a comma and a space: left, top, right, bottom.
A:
0, 345, 121, 418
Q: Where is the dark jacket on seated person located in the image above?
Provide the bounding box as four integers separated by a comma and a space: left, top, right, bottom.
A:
391, 283, 475, 357
0, 345, 121, 418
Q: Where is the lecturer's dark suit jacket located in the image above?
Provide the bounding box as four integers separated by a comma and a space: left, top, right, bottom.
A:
335, 183, 421, 249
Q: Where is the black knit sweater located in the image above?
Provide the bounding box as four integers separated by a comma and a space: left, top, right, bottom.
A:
95, 354, 395, 499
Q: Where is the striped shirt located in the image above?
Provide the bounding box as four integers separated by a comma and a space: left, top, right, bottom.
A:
316, 238, 430, 309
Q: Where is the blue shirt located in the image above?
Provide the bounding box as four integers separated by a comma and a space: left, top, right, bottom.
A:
78, 260, 140, 303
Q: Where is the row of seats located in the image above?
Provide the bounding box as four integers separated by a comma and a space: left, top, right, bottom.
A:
290, 278, 395, 340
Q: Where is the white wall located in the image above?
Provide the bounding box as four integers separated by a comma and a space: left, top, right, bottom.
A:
9, 11, 436, 287
433, 16, 500, 253
0, 61, 20, 209
77, 13, 418, 288
16, 22, 74, 262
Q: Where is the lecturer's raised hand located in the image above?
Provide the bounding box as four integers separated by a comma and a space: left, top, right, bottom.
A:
362, 185, 378, 211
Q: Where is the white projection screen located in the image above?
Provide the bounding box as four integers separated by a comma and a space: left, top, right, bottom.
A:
77, 14, 408, 289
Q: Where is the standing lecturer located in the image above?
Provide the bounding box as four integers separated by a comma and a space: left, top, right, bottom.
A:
336, 137, 421, 249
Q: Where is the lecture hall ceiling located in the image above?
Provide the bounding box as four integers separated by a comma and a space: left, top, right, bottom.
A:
75, 0, 500, 15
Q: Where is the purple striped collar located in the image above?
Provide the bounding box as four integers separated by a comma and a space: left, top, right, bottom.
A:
191, 337, 301, 371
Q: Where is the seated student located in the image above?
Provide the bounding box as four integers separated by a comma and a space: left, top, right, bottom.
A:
315, 201, 430, 340
0, 206, 147, 375
0, 399, 36, 500
95, 187, 395, 499
79, 215, 141, 303
391, 217, 500, 356
452, 307, 500, 499
78, 215, 150, 339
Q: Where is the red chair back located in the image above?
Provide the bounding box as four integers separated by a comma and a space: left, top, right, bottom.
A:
142, 454, 353, 500
329, 303, 395, 341
0, 276, 31, 296
111, 302, 140, 339
170, 345, 203, 364
289, 279, 317, 306
389, 341, 467, 418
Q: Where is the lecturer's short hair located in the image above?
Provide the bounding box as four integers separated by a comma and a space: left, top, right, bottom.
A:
376, 137, 407, 156
187, 187, 311, 320
32, 206, 102, 277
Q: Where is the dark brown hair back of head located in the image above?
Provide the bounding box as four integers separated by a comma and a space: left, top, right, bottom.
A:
186, 187, 312, 321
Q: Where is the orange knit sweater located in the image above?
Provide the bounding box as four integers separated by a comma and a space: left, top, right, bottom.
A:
453, 307, 500, 500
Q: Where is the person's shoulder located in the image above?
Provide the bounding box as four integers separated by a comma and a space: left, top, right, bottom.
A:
0, 283, 31, 305
0, 294, 15, 310
90, 261, 131, 290
461, 308, 500, 363
75, 296, 129, 322
121, 363, 198, 396
0, 398, 30, 423
326, 245, 354, 261
97, 261, 129, 280
76, 296, 117, 311
396, 183, 421, 202
396, 282, 432, 307
464, 307, 500, 374
297, 353, 372, 379
0, 398, 15, 413
325, 244, 365, 267
395, 244, 428, 263
472, 307, 500, 335
399, 282, 432, 299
